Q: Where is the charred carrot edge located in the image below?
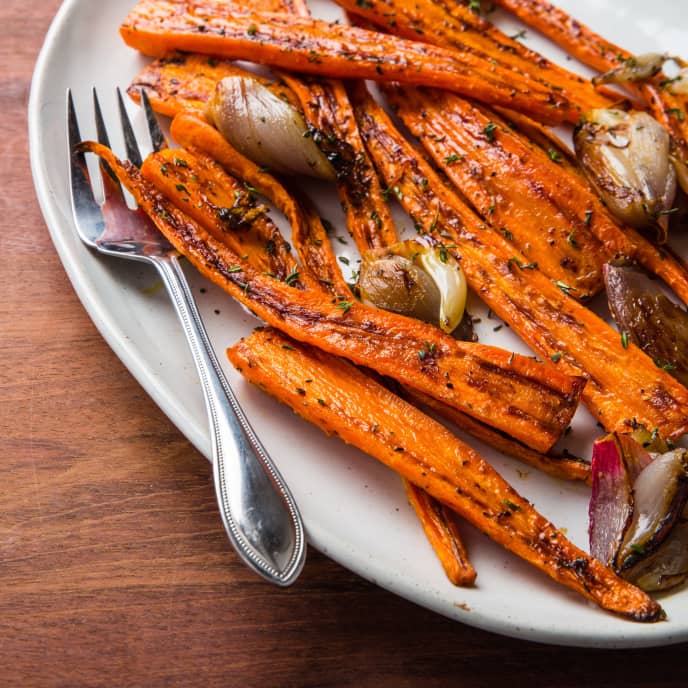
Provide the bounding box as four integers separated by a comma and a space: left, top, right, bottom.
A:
282, 75, 399, 252
490, 0, 688, 172
126, 53, 302, 117
140, 146, 303, 283
403, 479, 476, 586
84, 140, 585, 452
249, 0, 398, 253
169, 110, 350, 295
338, 0, 611, 113
228, 327, 663, 622
405, 388, 591, 484
386, 85, 608, 298
350, 86, 688, 440
119, 0, 578, 125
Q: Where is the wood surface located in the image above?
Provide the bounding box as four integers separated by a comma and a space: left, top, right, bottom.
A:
1, 0, 686, 685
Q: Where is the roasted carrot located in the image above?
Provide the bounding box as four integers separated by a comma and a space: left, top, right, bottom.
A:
351, 87, 688, 441
139, 146, 304, 283
169, 110, 351, 295
337, 0, 612, 113
126, 52, 301, 117
386, 85, 608, 298
404, 480, 476, 586
253, 0, 398, 251
228, 327, 663, 622
119, 0, 580, 125
490, 0, 628, 74
490, 0, 688, 183
405, 389, 591, 484
282, 75, 399, 252
82, 140, 585, 452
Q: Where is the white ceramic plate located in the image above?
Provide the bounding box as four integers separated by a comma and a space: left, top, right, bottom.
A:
29, 0, 688, 647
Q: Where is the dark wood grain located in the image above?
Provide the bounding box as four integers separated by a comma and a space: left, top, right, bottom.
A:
1, 1, 686, 686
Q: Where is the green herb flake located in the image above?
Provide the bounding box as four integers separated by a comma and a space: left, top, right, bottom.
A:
550, 351, 563, 363
247, 23, 257, 36
483, 122, 498, 143
284, 267, 300, 286
553, 279, 577, 295
547, 148, 562, 163
621, 331, 629, 349
503, 499, 521, 511
668, 108, 685, 121
336, 301, 354, 314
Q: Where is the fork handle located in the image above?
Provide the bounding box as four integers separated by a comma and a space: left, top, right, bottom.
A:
152, 253, 306, 586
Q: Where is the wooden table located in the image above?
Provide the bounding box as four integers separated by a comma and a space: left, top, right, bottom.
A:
2, 1, 686, 685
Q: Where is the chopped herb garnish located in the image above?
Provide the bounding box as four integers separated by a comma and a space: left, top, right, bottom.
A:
621, 331, 629, 349
227, 266, 242, 273
567, 231, 579, 248
667, 108, 685, 121
284, 267, 300, 286
547, 148, 562, 163
508, 256, 537, 269
247, 23, 257, 36
175, 183, 190, 195
483, 122, 498, 143
174, 157, 189, 167
317, 398, 327, 406
510, 29, 527, 40
443, 153, 462, 164
336, 301, 354, 314
503, 499, 521, 511
553, 279, 577, 295
551, 352, 563, 362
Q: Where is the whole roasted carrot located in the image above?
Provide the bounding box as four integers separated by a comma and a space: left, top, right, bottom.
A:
82, 141, 585, 452
228, 327, 663, 622
351, 87, 688, 441
119, 0, 579, 124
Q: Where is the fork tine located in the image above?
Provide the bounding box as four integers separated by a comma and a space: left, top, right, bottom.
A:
116, 87, 143, 168
92, 88, 121, 188
140, 88, 168, 153
67, 89, 105, 246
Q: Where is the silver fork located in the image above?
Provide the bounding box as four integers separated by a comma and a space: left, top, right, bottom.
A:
67, 88, 306, 586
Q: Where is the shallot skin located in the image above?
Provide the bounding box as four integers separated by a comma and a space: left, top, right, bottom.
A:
574, 109, 677, 240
